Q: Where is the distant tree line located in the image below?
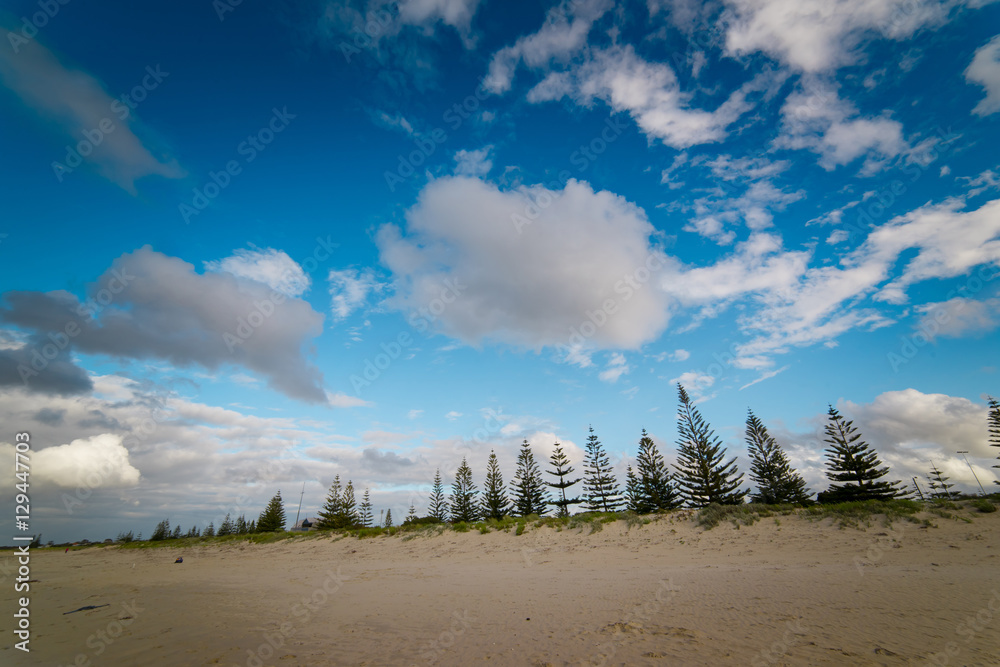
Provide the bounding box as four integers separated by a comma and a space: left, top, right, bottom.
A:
135, 388, 997, 541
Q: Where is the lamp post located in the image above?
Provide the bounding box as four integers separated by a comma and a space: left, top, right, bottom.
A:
957, 451, 987, 496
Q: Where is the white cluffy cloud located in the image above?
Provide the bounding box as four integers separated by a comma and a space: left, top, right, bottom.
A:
0, 433, 140, 489
329, 269, 383, 320
206, 248, 310, 296
966, 34, 1000, 116
376, 176, 672, 351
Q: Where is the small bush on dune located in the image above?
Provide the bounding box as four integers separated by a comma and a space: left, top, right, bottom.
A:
970, 499, 997, 513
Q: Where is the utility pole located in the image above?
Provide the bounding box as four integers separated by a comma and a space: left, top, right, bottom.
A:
294, 482, 305, 528
957, 451, 987, 496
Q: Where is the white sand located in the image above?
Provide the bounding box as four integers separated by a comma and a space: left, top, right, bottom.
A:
2, 507, 999, 666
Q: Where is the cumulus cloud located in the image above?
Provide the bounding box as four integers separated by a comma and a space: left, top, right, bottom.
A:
376, 176, 672, 351
397, 0, 482, 33
722, 0, 960, 72
0, 433, 140, 489
0, 22, 183, 193
915, 296, 1000, 339
776, 78, 915, 173
0, 247, 329, 403
965, 33, 1000, 115
205, 247, 310, 296
329, 268, 382, 320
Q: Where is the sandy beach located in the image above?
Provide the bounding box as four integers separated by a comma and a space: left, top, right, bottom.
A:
3, 508, 999, 667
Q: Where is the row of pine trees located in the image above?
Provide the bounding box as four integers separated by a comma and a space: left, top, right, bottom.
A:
143, 389, 999, 538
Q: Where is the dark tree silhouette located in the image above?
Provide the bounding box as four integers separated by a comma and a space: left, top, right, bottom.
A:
546, 443, 583, 517
510, 440, 549, 516
582, 426, 623, 512
481, 450, 511, 520
745, 409, 811, 504
673, 385, 746, 506
819, 406, 906, 502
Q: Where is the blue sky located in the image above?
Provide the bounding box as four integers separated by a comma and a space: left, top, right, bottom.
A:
1, 0, 999, 543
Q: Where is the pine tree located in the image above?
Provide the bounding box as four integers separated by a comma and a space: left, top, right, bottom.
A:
317, 476, 348, 529
635, 429, 681, 512
481, 450, 511, 520
257, 491, 287, 532
624, 465, 643, 513
342, 481, 358, 527
150, 519, 170, 541
171, 525, 182, 539
745, 410, 811, 504
428, 469, 450, 522
186, 525, 200, 538
203, 522, 215, 537
217, 513, 234, 536
988, 396, 999, 484
360, 488, 373, 527
510, 440, 549, 516
546, 443, 583, 517
450, 457, 480, 523
383, 509, 393, 527
819, 406, 906, 502
928, 463, 956, 500
673, 384, 747, 507
235, 515, 248, 535
582, 426, 623, 512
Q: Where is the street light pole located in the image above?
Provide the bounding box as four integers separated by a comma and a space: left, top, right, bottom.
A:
957, 451, 987, 496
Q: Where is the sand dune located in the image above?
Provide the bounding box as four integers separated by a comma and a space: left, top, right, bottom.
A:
3, 508, 999, 666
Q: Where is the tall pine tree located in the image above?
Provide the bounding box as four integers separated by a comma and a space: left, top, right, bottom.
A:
428, 469, 450, 522
510, 440, 549, 516
635, 429, 680, 512
217, 513, 234, 536
317, 476, 349, 529
745, 409, 811, 504
342, 481, 359, 528
927, 463, 956, 500
481, 450, 511, 520
546, 443, 583, 517
383, 509, 393, 527
359, 488, 373, 527
256, 491, 286, 532
989, 396, 999, 484
624, 464, 643, 513
673, 384, 746, 506
450, 458, 480, 523
582, 427, 623, 512
819, 406, 906, 502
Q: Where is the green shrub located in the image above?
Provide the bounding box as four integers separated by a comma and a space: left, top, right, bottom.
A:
453, 522, 470, 533
970, 499, 997, 513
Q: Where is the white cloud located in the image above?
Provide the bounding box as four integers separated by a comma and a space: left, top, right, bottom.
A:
445, 410, 463, 421
966, 34, 1000, 116
722, 0, 959, 72
0, 23, 184, 193
527, 44, 783, 148
408, 409, 424, 419
915, 296, 1000, 339
669, 371, 715, 399
397, 0, 482, 33
598, 352, 630, 383
738, 364, 789, 390
669, 349, 690, 362
377, 176, 672, 351
453, 146, 493, 177
326, 391, 373, 408
206, 248, 310, 297
776, 78, 914, 173
484, 0, 613, 94
838, 389, 996, 492
0, 433, 140, 489
329, 268, 382, 319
